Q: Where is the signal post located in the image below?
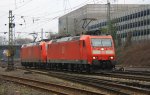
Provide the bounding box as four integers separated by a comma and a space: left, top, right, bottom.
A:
7, 10, 15, 71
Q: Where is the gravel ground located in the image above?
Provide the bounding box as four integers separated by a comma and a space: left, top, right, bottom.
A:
0, 79, 52, 95
0, 67, 107, 95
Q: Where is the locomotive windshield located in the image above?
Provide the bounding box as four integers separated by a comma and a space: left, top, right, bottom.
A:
91, 38, 112, 47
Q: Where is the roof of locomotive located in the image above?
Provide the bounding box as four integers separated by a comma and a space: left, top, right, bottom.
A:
80, 35, 112, 39
21, 41, 46, 48
50, 35, 112, 43
21, 42, 38, 48
51, 36, 80, 43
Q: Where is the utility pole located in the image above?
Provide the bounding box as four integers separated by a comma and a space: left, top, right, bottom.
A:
107, 0, 111, 35
7, 10, 15, 71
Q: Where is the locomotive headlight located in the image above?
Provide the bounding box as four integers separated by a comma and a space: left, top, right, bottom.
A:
109, 56, 114, 60
101, 48, 104, 51
106, 50, 114, 54
93, 56, 98, 59
93, 57, 96, 59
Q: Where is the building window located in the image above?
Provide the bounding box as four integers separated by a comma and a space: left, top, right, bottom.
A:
144, 10, 147, 16
141, 21, 144, 26
130, 14, 133, 19
124, 33, 127, 38
144, 20, 147, 26
135, 13, 138, 18
125, 24, 127, 29
135, 22, 137, 27
132, 22, 134, 28
141, 11, 144, 17
147, 9, 150, 15
144, 29, 147, 35
120, 25, 122, 30
133, 14, 135, 19
147, 29, 150, 35
138, 12, 141, 17
121, 17, 123, 22
128, 24, 130, 29
136, 31, 138, 36
147, 19, 150, 25
137, 30, 140, 36
122, 16, 124, 21
130, 23, 133, 28
119, 26, 121, 31
133, 31, 136, 36
125, 16, 127, 21
127, 15, 130, 20
138, 21, 141, 27
118, 18, 121, 22
141, 30, 144, 36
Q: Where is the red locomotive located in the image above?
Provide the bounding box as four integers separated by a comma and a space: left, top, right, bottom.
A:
21, 35, 116, 72
20, 41, 47, 68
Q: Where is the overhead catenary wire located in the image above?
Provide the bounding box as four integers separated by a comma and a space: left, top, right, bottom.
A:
14, 0, 105, 32
14, 0, 98, 32
13, 0, 90, 19
13, 0, 99, 19
0, 0, 108, 37
10, 0, 102, 21
13, 0, 34, 11
16, 14, 61, 33
0, 0, 104, 26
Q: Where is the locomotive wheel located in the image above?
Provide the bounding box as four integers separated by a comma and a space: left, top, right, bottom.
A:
85, 64, 91, 73
71, 64, 75, 71
102, 63, 106, 70
77, 64, 83, 73
68, 64, 72, 71
73, 64, 77, 71
56, 63, 59, 70
57, 64, 61, 71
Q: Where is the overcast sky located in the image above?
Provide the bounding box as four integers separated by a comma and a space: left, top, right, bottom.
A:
0, 0, 149, 39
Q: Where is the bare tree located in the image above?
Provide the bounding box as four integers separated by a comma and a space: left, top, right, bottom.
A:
124, 32, 132, 48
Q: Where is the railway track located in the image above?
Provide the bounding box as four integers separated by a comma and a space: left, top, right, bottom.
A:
95, 72, 150, 82
0, 74, 105, 95
20, 69, 150, 95
111, 70, 150, 77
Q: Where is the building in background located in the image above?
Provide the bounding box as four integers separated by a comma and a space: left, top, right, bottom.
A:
59, 4, 108, 36
88, 4, 150, 43
59, 4, 150, 43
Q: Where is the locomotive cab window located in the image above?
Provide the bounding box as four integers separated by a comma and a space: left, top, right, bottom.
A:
91, 38, 112, 47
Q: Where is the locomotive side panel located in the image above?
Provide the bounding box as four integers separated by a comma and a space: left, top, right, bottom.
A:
20, 47, 26, 62
64, 41, 80, 60
32, 46, 41, 62
47, 43, 61, 61
48, 40, 84, 64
